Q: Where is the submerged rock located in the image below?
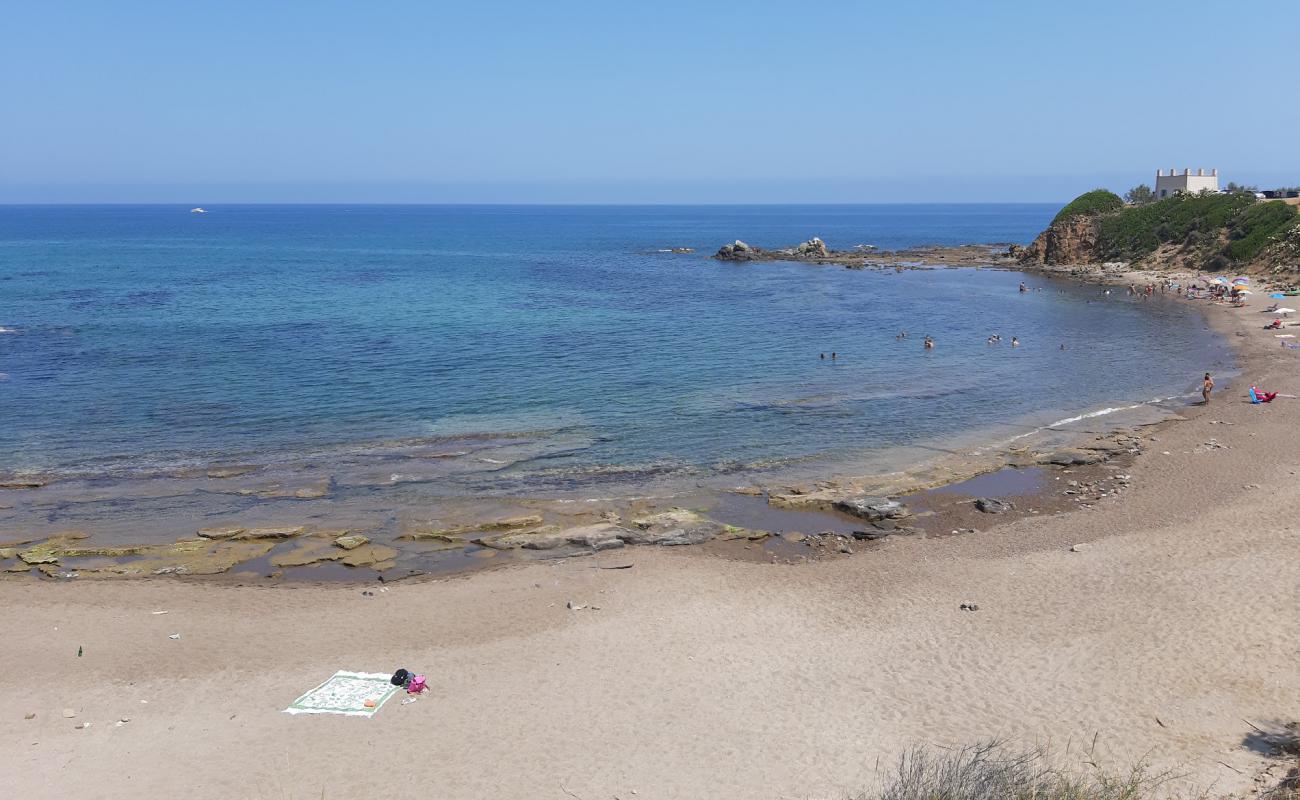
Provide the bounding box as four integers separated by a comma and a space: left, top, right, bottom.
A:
270, 539, 346, 568
0, 479, 46, 490
339, 544, 399, 568
974, 498, 1014, 514
205, 466, 259, 479
131, 538, 277, 576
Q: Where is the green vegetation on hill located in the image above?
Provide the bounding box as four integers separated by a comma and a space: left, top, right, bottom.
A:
1051, 189, 1124, 224
1091, 191, 1299, 264
1227, 199, 1300, 262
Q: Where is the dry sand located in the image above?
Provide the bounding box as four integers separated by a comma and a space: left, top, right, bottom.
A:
3, 285, 1299, 799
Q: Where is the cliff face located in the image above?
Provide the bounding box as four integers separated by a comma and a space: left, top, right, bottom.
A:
1013, 215, 1101, 265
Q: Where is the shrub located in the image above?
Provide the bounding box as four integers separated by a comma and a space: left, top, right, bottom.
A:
856, 742, 1172, 800
1053, 190, 1125, 225
1094, 193, 1254, 262
1225, 201, 1300, 262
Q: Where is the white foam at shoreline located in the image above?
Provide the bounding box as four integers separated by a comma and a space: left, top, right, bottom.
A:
999, 393, 1190, 447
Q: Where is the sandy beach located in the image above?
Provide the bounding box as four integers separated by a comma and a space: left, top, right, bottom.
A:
4, 274, 1300, 799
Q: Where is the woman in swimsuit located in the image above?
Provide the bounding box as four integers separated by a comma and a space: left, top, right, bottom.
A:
1202, 373, 1214, 404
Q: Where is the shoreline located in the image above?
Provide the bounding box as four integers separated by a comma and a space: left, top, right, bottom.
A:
4, 258, 1299, 798
0, 257, 1239, 583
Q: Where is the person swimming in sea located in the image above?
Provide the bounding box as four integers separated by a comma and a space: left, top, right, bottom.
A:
923, 335, 934, 349
1011, 337, 1020, 347
1019, 282, 1027, 293
820, 353, 825, 359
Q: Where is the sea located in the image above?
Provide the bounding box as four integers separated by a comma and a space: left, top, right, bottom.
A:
0, 205, 1235, 549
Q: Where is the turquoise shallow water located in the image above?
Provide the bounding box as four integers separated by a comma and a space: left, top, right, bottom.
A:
0, 204, 1232, 498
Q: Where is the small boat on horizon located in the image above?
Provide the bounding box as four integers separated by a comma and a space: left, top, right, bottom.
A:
190, 207, 208, 214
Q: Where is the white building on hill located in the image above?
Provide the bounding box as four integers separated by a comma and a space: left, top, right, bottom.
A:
1155, 168, 1219, 198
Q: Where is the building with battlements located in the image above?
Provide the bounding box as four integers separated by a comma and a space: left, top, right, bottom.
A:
1155, 168, 1219, 198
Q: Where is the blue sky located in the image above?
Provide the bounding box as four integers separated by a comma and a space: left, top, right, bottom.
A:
2, 0, 1297, 203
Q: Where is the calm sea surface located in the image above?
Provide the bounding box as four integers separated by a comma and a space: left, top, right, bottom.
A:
0, 205, 1232, 500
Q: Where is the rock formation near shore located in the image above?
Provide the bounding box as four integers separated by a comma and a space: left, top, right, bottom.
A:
715, 237, 830, 261
1013, 214, 1101, 265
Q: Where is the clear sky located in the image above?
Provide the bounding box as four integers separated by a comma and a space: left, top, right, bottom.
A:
2, 0, 1297, 203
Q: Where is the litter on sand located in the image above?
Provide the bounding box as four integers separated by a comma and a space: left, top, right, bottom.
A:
283, 671, 399, 717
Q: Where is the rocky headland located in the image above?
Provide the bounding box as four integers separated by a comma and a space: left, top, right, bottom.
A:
1012, 188, 1300, 276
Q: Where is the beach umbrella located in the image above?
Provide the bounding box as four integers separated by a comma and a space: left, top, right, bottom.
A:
1236, 289, 1253, 295
1209, 277, 1226, 284
1233, 278, 1250, 285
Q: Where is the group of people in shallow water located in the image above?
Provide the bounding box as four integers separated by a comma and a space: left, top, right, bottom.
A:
841, 331, 1027, 352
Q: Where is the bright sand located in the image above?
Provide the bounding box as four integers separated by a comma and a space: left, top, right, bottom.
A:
3, 277, 1298, 799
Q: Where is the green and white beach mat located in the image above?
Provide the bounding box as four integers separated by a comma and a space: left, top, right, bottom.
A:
284, 670, 398, 717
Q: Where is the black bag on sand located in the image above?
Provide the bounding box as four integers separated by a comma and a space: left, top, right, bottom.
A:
391, 668, 411, 687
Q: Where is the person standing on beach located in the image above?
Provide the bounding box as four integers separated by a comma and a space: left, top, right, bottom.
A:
1202, 373, 1214, 404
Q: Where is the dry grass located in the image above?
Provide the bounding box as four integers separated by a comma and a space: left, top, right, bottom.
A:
851, 741, 1178, 800
1260, 722, 1300, 799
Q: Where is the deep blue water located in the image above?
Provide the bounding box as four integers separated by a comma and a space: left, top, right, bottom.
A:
0, 204, 1231, 494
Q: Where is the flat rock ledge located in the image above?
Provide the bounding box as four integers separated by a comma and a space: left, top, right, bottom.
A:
476, 509, 767, 552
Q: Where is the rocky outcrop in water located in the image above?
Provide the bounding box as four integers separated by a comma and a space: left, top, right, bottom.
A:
715, 240, 757, 260
714, 237, 831, 262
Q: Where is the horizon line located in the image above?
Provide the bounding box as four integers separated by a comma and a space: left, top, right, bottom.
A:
0, 200, 1069, 207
